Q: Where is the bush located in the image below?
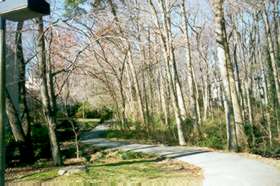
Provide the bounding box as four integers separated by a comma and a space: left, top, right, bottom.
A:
5, 129, 18, 165
56, 111, 67, 119
251, 145, 280, 158
71, 101, 114, 121
194, 119, 227, 150
65, 104, 80, 118
99, 107, 113, 122
91, 150, 156, 162
75, 102, 100, 119
57, 119, 79, 142
31, 123, 51, 159
244, 122, 264, 148
119, 151, 148, 160
87, 110, 100, 119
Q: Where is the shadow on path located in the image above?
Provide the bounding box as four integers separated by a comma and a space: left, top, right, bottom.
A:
81, 124, 209, 160
81, 124, 280, 186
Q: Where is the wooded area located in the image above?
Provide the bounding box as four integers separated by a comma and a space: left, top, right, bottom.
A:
3, 0, 280, 171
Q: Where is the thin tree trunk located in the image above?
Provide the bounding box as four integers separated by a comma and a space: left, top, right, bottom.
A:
263, 8, 280, 105
6, 89, 34, 163
108, 0, 146, 125
181, 0, 201, 128
149, 0, 186, 145
221, 87, 233, 150
36, 17, 62, 166
258, 42, 273, 147
212, 0, 246, 149
127, 48, 146, 125
118, 61, 128, 129
196, 30, 211, 121
16, 22, 31, 138
124, 63, 134, 118
159, 67, 169, 126
273, 0, 280, 66
162, 0, 187, 145
6, 89, 25, 143
272, 0, 280, 137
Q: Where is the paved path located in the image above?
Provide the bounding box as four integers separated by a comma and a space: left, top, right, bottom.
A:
81, 125, 280, 186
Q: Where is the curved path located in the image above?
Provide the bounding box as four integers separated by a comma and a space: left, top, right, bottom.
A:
81, 125, 280, 186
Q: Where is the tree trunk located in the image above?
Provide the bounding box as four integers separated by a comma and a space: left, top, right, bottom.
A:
149, 0, 186, 145
6, 89, 25, 143
221, 87, 233, 150
127, 48, 146, 125
273, 0, 280, 66
161, 0, 187, 145
263, 8, 280, 106
16, 22, 32, 138
108, 0, 146, 125
118, 61, 128, 130
212, 0, 246, 149
36, 17, 62, 166
158, 67, 169, 126
6, 89, 34, 163
124, 63, 134, 118
181, 0, 201, 128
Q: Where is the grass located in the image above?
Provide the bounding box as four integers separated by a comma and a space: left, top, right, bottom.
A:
104, 118, 227, 149
6, 119, 202, 185
7, 150, 202, 186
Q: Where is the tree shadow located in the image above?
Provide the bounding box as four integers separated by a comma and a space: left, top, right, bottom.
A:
91, 158, 159, 168
89, 149, 209, 168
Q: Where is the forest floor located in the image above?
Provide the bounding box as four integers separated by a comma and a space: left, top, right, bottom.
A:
81, 124, 280, 186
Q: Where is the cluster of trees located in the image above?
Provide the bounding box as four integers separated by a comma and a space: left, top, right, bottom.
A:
5, 18, 62, 165
4, 0, 280, 167
60, 0, 280, 151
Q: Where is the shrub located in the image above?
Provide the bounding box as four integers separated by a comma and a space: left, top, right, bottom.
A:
56, 111, 67, 119
56, 119, 79, 142
75, 102, 103, 119
99, 107, 113, 122
31, 123, 51, 159
73, 102, 113, 120
5, 129, 18, 165
65, 103, 81, 117
251, 145, 280, 158
119, 151, 147, 160
87, 110, 100, 119
194, 119, 227, 150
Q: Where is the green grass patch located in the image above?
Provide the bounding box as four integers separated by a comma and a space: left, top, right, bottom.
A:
7, 150, 202, 185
